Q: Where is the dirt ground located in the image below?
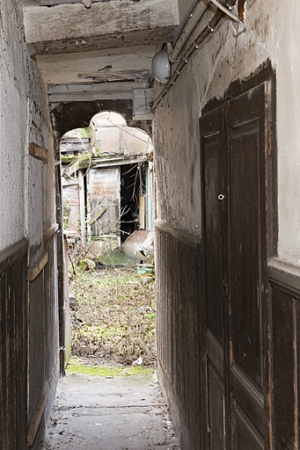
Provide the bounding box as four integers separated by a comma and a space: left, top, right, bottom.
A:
69, 265, 156, 368
44, 265, 183, 450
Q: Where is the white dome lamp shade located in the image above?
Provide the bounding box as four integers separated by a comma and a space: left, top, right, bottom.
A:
152, 49, 171, 84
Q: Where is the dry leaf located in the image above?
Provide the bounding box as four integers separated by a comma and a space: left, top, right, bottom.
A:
82, 0, 92, 8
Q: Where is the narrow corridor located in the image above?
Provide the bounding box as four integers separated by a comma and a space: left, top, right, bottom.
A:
44, 371, 181, 450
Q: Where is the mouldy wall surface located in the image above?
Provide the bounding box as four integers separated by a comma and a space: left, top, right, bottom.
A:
154, 0, 300, 264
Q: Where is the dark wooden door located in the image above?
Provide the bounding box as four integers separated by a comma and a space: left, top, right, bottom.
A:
201, 81, 272, 449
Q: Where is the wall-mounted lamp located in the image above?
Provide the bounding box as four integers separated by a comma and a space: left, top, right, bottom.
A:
152, 49, 171, 84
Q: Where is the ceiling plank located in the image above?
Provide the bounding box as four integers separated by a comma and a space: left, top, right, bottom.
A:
23, 0, 179, 55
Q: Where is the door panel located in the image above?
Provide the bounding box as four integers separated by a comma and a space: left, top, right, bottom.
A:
231, 365, 264, 436
202, 107, 224, 346
227, 86, 267, 447
235, 404, 264, 450
208, 361, 226, 450
228, 87, 266, 391
201, 105, 227, 448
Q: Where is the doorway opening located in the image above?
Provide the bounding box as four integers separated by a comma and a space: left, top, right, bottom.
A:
43, 110, 183, 450
59, 111, 156, 376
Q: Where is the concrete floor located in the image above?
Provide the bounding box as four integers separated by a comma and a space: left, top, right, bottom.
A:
44, 371, 181, 450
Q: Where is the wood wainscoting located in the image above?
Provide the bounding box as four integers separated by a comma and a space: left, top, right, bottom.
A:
155, 220, 203, 450
0, 239, 29, 449
268, 258, 300, 450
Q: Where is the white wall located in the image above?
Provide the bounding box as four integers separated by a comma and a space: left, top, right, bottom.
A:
0, 0, 55, 255
154, 0, 300, 264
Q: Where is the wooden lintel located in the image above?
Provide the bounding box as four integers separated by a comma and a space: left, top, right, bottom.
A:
28, 252, 48, 282
155, 219, 201, 250
43, 223, 59, 242
0, 238, 28, 275
29, 142, 48, 163
27, 383, 49, 447
268, 257, 300, 296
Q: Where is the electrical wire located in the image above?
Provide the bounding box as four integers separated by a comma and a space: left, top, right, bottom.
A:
152, 0, 239, 110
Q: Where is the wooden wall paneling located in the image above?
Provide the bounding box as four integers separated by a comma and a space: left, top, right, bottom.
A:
155, 221, 201, 450
156, 229, 162, 365
0, 240, 28, 450
9, 263, 17, 450
271, 284, 298, 450
166, 232, 172, 380
171, 233, 178, 393
268, 257, 300, 449
296, 298, 300, 450
55, 160, 66, 374
3, 270, 11, 448
174, 234, 183, 401
0, 272, 6, 447
18, 255, 28, 449
28, 271, 45, 432
63, 236, 72, 365
187, 239, 201, 446
43, 227, 58, 381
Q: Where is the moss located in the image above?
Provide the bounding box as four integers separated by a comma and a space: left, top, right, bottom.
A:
145, 312, 156, 320
78, 259, 96, 270
61, 155, 77, 164
81, 127, 92, 139
66, 357, 154, 377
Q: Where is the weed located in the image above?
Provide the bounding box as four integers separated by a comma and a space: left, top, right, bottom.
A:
70, 266, 157, 367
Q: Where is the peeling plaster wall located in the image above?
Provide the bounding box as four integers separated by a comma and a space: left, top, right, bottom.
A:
0, 0, 55, 253
0, 2, 58, 449
154, 73, 202, 233
0, 0, 28, 251
154, 0, 300, 265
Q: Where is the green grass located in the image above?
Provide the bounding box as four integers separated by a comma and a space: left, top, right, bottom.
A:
66, 357, 154, 377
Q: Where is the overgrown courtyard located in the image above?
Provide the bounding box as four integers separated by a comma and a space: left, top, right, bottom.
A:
68, 265, 157, 374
